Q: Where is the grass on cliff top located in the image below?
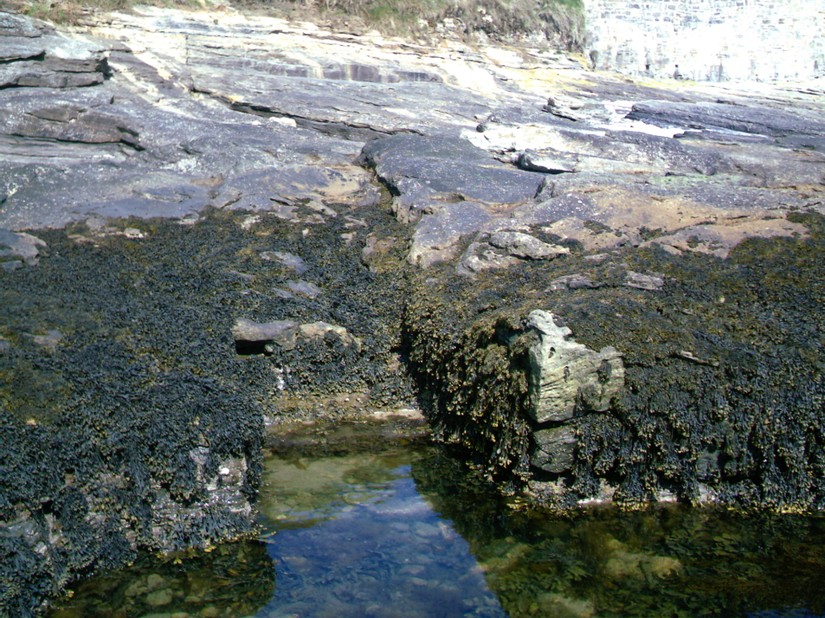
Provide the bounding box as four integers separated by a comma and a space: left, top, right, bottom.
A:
9, 0, 584, 44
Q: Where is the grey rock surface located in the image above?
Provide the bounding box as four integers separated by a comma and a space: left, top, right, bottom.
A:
0, 11, 49, 37
526, 310, 625, 424
488, 231, 568, 260
232, 318, 301, 351
626, 100, 825, 141
0, 228, 46, 266
232, 318, 361, 353
261, 251, 309, 274
517, 149, 578, 174
532, 425, 577, 474
457, 230, 569, 274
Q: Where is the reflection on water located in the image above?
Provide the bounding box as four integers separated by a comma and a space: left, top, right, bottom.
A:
48, 427, 825, 618
256, 448, 503, 617
415, 449, 825, 618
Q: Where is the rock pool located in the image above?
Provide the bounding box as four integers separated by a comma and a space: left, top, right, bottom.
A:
46, 423, 825, 618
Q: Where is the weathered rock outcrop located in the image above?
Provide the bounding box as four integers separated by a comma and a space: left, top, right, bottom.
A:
525, 310, 624, 424
405, 212, 824, 507
0, 12, 108, 88
0, 229, 46, 271
526, 310, 624, 475
0, 6, 823, 614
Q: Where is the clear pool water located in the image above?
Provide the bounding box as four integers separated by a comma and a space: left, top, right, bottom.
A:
47, 428, 825, 618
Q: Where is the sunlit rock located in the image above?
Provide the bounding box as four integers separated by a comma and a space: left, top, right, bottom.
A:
525, 310, 624, 423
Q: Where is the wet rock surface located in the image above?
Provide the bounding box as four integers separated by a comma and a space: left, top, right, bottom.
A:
0, 6, 823, 615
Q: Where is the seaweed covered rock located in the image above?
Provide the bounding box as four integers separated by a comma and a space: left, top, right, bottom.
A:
0, 223, 267, 615
0, 207, 414, 615
1, 6, 824, 614
404, 212, 825, 509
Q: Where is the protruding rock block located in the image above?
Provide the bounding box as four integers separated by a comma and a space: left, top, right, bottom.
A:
525, 310, 624, 423
0, 229, 47, 270
232, 318, 300, 353
232, 318, 361, 355
488, 231, 569, 261
458, 230, 569, 275
517, 149, 578, 174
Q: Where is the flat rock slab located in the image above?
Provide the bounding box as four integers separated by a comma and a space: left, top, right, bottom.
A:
0, 11, 50, 37
359, 134, 546, 265
360, 134, 545, 211
0, 39, 46, 61
627, 100, 825, 140
0, 12, 107, 88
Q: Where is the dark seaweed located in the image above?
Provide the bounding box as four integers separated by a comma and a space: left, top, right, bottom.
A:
0, 203, 414, 615
405, 212, 824, 509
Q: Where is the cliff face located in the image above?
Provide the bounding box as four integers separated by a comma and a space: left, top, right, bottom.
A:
583, 0, 825, 82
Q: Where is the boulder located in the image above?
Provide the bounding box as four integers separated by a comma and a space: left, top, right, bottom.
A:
232, 318, 361, 354
232, 318, 300, 352
458, 231, 569, 275
0, 229, 47, 267
488, 231, 569, 261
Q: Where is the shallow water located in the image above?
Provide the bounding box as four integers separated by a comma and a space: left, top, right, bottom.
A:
48, 429, 825, 618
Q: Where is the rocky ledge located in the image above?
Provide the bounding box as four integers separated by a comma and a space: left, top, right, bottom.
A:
1, 6, 823, 614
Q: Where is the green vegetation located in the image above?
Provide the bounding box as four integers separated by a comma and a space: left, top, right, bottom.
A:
5, 0, 584, 46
